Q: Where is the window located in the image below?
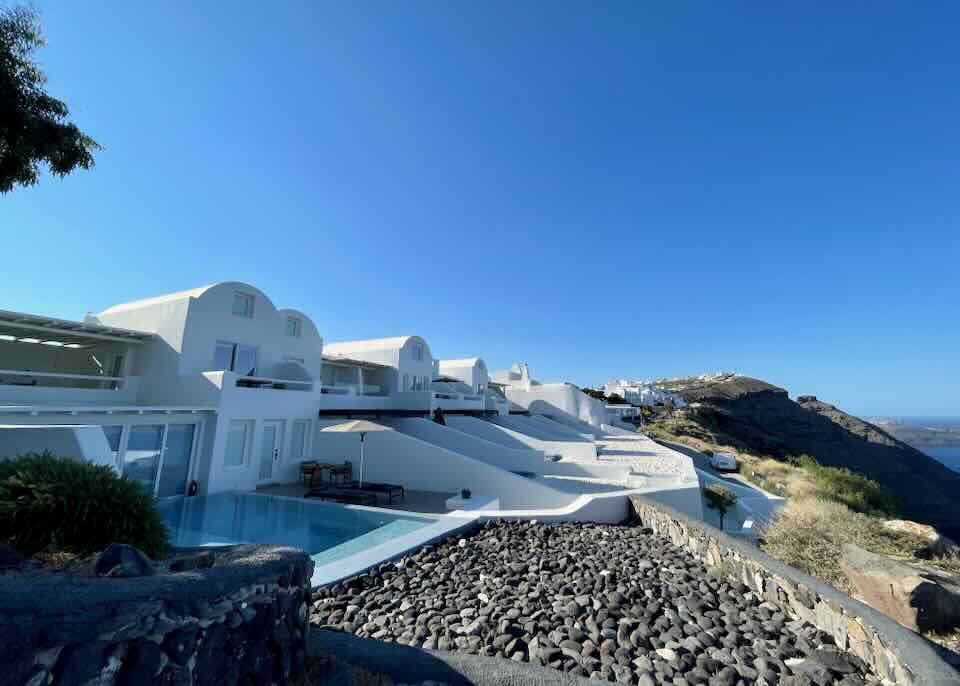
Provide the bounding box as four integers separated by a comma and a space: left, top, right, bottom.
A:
232, 291, 255, 318
233, 345, 257, 376
225, 420, 252, 467
290, 420, 309, 462
123, 425, 163, 492
212, 341, 257, 376
411, 342, 423, 361
213, 341, 235, 370
402, 374, 410, 392
102, 425, 124, 469
285, 317, 302, 338
285, 355, 305, 365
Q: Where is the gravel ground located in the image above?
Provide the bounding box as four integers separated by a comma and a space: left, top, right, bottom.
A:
313, 521, 878, 685
595, 436, 693, 477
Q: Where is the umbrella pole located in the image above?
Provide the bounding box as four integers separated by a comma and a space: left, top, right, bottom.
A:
358, 432, 365, 488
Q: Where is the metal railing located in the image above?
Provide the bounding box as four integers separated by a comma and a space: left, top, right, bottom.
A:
0, 368, 125, 390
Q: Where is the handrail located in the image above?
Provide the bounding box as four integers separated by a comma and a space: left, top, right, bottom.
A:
0, 368, 123, 382
236, 375, 312, 386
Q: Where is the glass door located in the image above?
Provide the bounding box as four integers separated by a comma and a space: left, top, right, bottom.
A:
258, 420, 284, 484
121, 423, 198, 498
123, 425, 164, 493
157, 424, 196, 497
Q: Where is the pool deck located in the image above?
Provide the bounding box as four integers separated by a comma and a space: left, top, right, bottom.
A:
256, 482, 455, 515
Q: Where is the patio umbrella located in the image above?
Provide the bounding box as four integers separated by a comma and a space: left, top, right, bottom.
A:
320, 420, 393, 487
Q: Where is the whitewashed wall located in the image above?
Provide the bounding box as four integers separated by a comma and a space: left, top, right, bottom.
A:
311, 421, 573, 510
386, 418, 544, 476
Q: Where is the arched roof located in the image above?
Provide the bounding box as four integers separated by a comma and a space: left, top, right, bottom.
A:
99, 283, 219, 315
99, 281, 321, 340
325, 335, 429, 355
439, 357, 487, 370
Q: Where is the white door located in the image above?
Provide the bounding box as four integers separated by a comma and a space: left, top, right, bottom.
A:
258, 420, 284, 484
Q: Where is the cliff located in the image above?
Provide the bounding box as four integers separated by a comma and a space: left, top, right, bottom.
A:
666, 375, 960, 540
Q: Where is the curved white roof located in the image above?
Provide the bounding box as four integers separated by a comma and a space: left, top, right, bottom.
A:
99, 284, 217, 315
439, 357, 485, 368
325, 336, 425, 354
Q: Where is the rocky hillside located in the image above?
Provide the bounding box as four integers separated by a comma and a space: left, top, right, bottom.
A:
663, 376, 960, 540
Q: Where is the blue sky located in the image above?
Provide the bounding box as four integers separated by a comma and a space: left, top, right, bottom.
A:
2, 2, 958, 416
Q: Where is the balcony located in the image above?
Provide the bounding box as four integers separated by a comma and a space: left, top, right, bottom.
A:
319, 383, 388, 397
234, 375, 313, 391
0, 369, 141, 405
0, 309, 152, 407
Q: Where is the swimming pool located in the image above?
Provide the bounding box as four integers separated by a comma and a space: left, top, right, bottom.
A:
158, 492, 437, 566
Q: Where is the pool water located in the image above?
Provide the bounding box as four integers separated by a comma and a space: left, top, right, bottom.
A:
158, 492, 433, 565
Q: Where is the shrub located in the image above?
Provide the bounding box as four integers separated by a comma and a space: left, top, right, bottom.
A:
703, 483, 738, 529
0, 452, 168, 557
791, 454, 900, 517
761, 497, 925, 592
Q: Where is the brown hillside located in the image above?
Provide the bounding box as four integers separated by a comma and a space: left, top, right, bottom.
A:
672, 376, 960, 540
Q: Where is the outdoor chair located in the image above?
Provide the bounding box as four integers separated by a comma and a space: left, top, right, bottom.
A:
304, 489, 377, 506
337, 480, 405, 504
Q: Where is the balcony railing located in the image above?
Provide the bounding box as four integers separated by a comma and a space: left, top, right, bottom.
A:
0, 368, 126, 390
320, 383, 387, 396
234, 375, 313, 392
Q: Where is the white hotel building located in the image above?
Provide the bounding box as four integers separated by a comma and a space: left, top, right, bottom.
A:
0, 281, 702, 523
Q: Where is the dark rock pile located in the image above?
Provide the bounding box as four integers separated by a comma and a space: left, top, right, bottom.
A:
313, 521, 878, 685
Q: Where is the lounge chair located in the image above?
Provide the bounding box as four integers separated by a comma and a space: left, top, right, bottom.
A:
337, 480, 405, 504
304, 489, 377, 506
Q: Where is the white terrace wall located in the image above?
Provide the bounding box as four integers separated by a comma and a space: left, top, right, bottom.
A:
311, 420, 573, 510
506, 383, 610, 430
386, 418, 544, 476
487, 416, 598, 461
445, 416, 596, 461
442, 416, 536, 450
535, 409, 606, 439
497, 415, 592, 443
528, 414, 596, 441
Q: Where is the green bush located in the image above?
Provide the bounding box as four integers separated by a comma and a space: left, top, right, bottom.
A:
703, 483, 738, 529
0, 452, 168, 557
790, 454, 900, 517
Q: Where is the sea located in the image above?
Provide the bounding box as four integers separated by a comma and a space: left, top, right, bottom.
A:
923, 447, 960, 474
890, 416, 960, 475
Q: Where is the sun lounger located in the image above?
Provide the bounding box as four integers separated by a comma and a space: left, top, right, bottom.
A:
304, 488, 377, 506
337, 480, 405, 504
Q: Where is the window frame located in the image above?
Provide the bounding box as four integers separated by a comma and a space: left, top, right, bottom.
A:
289, 419, 310, 462
285, 316, 302, 338
232, 291, 255, 318
224, 419, 253, 469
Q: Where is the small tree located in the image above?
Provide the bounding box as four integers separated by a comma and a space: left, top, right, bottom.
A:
704, 484, 738, 530
0, 6, 100, 192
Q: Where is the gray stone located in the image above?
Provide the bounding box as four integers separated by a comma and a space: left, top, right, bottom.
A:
94, 543, 155, 578
841, 543, 960, 632
168, 551, 216, 572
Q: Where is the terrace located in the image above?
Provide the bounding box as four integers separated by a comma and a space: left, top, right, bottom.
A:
0, 309, 151, 405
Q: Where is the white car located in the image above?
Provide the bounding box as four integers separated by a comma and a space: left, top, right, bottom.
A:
709, 451, 738, 472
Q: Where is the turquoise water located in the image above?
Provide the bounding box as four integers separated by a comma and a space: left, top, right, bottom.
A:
924, 447, 960, 474
158, 492, 432, 564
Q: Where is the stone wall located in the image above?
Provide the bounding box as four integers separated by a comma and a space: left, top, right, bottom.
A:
629, 495, 960, 686
0, 545, 313, 686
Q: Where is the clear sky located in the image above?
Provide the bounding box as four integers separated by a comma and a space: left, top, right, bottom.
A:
2, 2, 958, 417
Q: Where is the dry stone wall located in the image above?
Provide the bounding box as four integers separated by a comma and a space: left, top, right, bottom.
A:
0, 545, 313, 686
629, 495, 960, 685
